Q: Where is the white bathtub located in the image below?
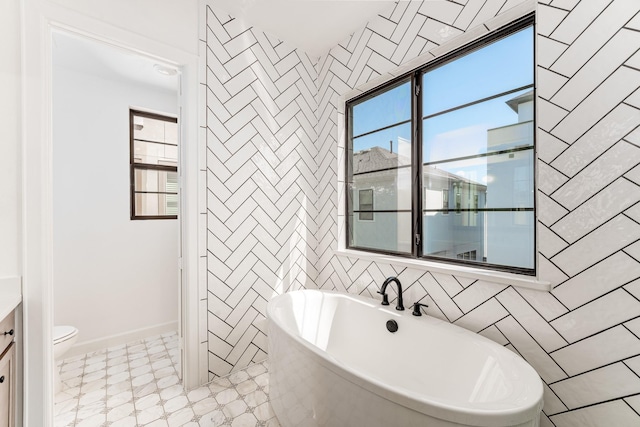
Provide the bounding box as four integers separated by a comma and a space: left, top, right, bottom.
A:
266, 289, 543, 427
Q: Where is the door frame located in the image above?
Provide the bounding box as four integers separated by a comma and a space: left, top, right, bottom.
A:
22, 1, 202, 425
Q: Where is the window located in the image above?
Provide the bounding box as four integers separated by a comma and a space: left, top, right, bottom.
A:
346, 16, 535, 274
130, 110, 179, 219
358, 189, 374, 221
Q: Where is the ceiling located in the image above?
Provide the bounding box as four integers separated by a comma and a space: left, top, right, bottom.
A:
51, 1, 402, 91
209, 0, 400, 59
52, 31, 179, 94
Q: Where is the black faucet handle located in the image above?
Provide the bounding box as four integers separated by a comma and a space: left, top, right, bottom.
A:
377, 290, 390, 305
412, 302, 429, 316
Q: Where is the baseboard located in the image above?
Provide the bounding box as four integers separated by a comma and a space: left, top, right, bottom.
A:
66, 321, 178, 358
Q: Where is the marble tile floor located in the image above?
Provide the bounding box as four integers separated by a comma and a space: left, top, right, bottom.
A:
54, 332, 280, 427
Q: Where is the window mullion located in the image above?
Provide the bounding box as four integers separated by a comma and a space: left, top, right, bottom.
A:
412, 71, 422, 258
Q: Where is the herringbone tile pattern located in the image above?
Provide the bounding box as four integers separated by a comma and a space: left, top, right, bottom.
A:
203, 0, 640, 425
314, 1, 640, 426
203, 5, 318, 379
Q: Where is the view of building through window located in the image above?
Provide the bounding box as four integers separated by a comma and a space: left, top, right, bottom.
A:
347, 22, 534, 272
130, 110, 179, 219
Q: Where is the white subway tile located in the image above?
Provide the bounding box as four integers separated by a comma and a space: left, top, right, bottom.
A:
537, 98, 569, 134
537, 4, 568, 37
552, 0, 640, 76
551, 104, 640, 178
468, 0, 506, 30
453, 280, 506, 313
453, 298, 509, 333
551, 326, 640, 376
208, 351, 233, 377
552, 178, 640, 243
542, 383, 567, 416
418, 0, 463, 25
549, 0, 611, 45
551, 215, 640, 277
419, 273, 464, 321
551, 399, 640, 427
208, 332, 233, 360
478, 325, 509, 346
516, 286, 568, 322
625, 394, 640, 415
551, 362, 640, 410
453, 0, 485, 30
624, 354, 640, 377
553, 252, 640, 310
537, 67, 568, 101
538, 255, 569, 289
536, 130, 569, 164
418, 18, 464, 47
431, 272, 463, 298
553, 66, 640, 146
549, 0, 579, 11
536, 36, 568, 70
538, 225, 568, 259
391, 14, 426, 65
497, 288, 568, 352
537, 192, 568, 227
551, 289, 640, 343
367, 15, 396, 39
207, 8, 231, 44
627, 50, 640, 70
551, 141, 640, 212
538, 162, 569, 196
553, 29, 640, 111
496, 316, 567, 383
488, 0, 534, 30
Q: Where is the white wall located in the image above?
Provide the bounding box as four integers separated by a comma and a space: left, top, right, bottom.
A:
52, 63, 179, 346
0, 0, 22, 279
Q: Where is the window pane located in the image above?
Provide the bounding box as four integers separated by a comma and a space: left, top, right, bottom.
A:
422, 26, 533, 116
350, 212, 412, 253
422, 89, 533, 164
134, 140, 178, 165
423, 211, 533, 269
351, 81, 411, 137
352, 122, 412, 160
423, 150, 534, 210
134, 193, 179, 217
134, 169, 179, 193
352, 166, 412, 211
133, 115, 177, 144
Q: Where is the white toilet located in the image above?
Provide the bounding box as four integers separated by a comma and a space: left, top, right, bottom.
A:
53, 325, 78, 393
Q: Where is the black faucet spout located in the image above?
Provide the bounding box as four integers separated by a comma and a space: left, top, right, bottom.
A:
379, 277, 404, 311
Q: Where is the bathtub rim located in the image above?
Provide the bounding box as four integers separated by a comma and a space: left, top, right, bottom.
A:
266, 289, 544, 427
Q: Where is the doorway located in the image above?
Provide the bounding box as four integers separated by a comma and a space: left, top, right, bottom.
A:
51, 31, 182, 364
21, 4, 202, 422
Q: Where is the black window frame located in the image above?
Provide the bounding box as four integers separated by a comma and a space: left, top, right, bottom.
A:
130, 109, 179, 220
345, 14, 536, 276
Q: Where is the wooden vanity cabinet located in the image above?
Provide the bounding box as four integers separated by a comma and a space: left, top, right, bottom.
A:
0, 311, 15, 427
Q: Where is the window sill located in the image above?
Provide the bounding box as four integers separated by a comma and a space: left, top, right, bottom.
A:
333, 248, 551, 292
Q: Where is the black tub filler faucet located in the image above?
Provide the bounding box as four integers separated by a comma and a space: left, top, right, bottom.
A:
377, 277, 404, 311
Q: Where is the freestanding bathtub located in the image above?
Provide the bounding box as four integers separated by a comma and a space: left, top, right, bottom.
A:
267, 290, 543, 427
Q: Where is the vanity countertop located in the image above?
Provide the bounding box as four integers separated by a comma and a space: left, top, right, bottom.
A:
0, 277, 22, 320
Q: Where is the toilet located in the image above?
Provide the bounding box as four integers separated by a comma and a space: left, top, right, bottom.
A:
53, 325, 78, 393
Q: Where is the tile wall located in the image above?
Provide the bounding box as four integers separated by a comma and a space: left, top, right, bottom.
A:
203, 0, 640, 425
201, 3, 318, 378
316, 0, 640, 426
